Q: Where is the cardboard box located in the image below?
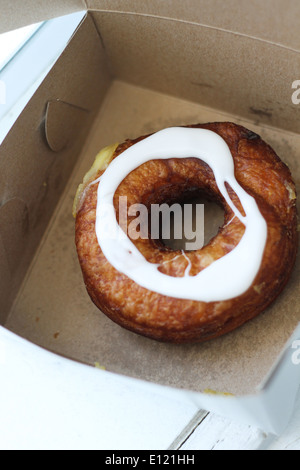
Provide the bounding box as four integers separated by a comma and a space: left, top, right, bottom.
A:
1, 0, 300, 436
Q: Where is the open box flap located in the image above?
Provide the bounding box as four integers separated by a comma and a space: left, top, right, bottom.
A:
87, 0, 300, 52
188, 324, 300, 435
0, 13, 111, 319
0, 0, 86, 33
1, 324, 300, 436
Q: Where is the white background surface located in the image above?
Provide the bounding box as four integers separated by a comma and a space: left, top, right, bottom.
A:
0, 326, 299, 451
0, 23, 43, 71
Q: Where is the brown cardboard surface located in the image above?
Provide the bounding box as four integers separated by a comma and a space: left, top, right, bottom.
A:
0, 14, 110, 319
91, 11, 300, 135
87, 0, 300, 51
0, 0, 85, 33
6, 81, 300, 396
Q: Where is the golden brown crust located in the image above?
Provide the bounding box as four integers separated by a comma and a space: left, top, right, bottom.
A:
75, 123, 298, 343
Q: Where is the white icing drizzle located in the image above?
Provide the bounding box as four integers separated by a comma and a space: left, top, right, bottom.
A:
181, 250, 192, 277
224, 215, 236, 228
95, 127, 267, 302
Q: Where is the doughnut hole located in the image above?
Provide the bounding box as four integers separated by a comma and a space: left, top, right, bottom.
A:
157, 192, 225, 252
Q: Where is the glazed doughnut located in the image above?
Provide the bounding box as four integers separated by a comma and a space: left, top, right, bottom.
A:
74, 123, 298, 343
